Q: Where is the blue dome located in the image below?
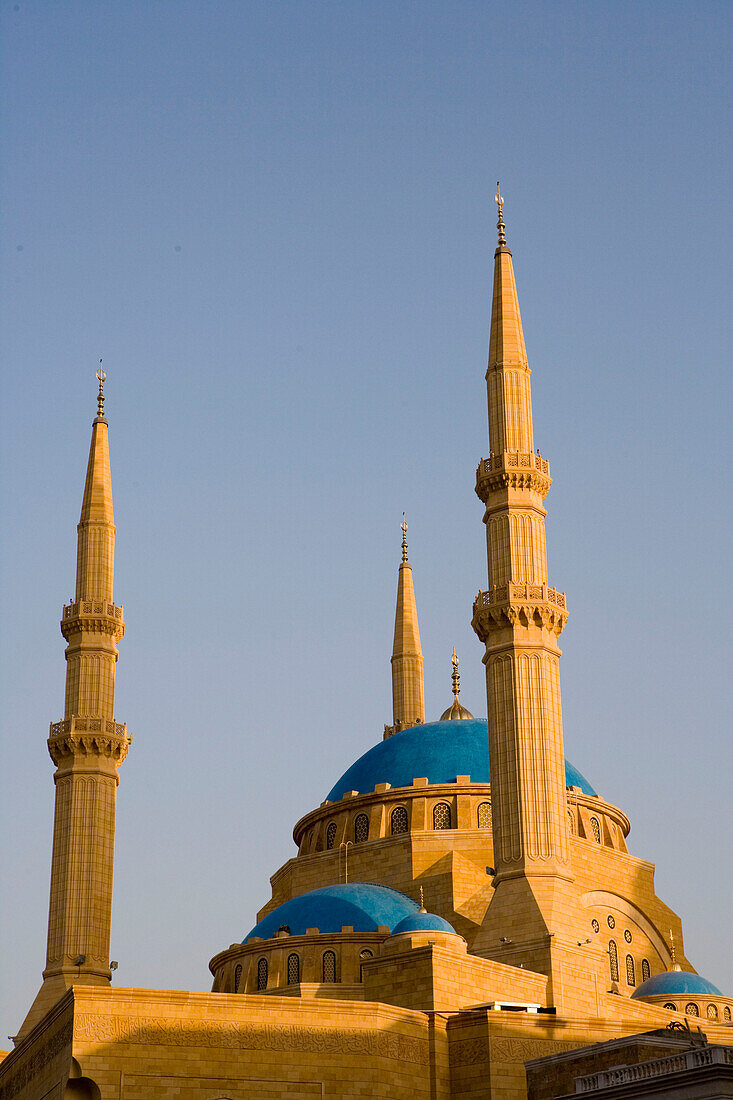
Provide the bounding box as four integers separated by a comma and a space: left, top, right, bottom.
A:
327, 719, 596, 801
631, 970, 723, 999
244, 883, 420, 942
391, 911, 457, 935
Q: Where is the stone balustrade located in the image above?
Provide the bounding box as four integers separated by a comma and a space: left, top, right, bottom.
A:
575, 1045, 733, 1092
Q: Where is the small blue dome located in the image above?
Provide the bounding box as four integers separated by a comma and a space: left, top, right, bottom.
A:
631, 970, 723, 999
327, 719, 596, 801
391, 911, 457, 935
244, 883, 420, 942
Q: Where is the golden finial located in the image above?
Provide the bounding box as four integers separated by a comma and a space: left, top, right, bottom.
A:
451, 647, 460, 700
96, 360, 107, 419
401, 513, 408, 563
419, 886, 426, 912
495, 181, 506, 246
669, 928, 682, 971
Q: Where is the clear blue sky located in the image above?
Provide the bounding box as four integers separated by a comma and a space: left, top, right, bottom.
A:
1, 0, 731, 1039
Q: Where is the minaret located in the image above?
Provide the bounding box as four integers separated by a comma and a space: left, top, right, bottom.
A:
387, 516, 424, 736
470, 191, 597, 999
19, 367, 129, 1038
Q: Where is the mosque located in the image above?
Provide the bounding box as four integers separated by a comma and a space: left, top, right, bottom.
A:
1, 192, 730, 1098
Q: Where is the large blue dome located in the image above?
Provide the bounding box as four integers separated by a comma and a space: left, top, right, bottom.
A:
244, 883, 421, 943
630, 970, 723, 999
327, 719, 596, 802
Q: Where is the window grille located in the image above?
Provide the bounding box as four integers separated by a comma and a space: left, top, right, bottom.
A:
257, 957, 268, 991
590, 817, 601, 843
608, 940, 619, 982
359, 948, 373, 960
663, 1002, 677, 1011
707, 1004, 718, 1019
233, 964, 242, 993
391, 806, 408, 835
607, 915, 615, 929
326, 822, 337, 849
287, 953, 300, 985
354, 813, 369, 843
567, 810, 575, 834
433, 802, 452, 830
478, 802, 492, 829
685, 1002, 699, 1017
641, 958, 650, 982
322, 950, 337, 983
724, 1006, 731, 1021
625, 955, 635, 986
591, 919, 600, 933
624, 929, 632, 943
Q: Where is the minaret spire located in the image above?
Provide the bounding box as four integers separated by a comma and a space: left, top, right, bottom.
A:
387, 515, 425, 736
19, 369, 129, 1038
471, 193, 592, 999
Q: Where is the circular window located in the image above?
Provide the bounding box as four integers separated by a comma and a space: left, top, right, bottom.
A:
591, 919, 600, 933
685, 1003, 699, 1017
607, 915, 615, 929
624, 929, 632, 943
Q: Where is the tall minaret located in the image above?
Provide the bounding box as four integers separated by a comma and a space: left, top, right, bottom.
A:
19, 367, 129, 1038
471, 192, 595, 996
387, 516, 424, 736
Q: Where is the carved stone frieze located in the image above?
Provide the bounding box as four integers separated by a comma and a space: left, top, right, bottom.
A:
449, 1034, 580, 1067
0, 1020, 73, 1098
48, 720, 129, 765
475, 454, 551, 501
472, 587, 568, 641
72, 1013, 428, 1064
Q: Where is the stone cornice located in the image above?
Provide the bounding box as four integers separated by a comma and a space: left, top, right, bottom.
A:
475, 453, 551, 501
61, 599, 124, 641
472, 585, 568, 638
48, 717, 129, 765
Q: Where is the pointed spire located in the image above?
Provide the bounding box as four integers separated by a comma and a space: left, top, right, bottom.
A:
439, 648, 474, 721
486, 186, 532, 454
76, 367, 115, 602
390, 515, 425, 730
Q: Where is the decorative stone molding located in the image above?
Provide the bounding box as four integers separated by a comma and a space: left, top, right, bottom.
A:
472, 586, 568, 637
48, 718, 129, 765
476, 453, 551, 500
61, 600, 124, 640
0, 1019, 73, 1098
72, 1014, 429, 1064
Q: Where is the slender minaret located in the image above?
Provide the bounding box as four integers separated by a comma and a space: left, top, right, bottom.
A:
19, 366, 129, 1038
471, 191, 596, 997
387, 516, 424, 735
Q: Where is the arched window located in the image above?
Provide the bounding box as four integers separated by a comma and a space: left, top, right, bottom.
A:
433, 802, 452, 830
663, 1002, 677, 1011
567, 810, 575, 834
478, 802, 492, 829
707, 1004, 718, 1019
257, 957, 268, 991
391, 806, 408, 835
359, 948, 373, 960
724, 1006, 731, 1021
641, 958, 650, 982
233, 964, 242, 993
354, 813, 369, 843
590, 816, 601, 843
608, 940, 619, 982
287, 953, 300, 985
322, 950, 337, 983
326, 822, 337, 849
685, 1003, 699, 1017
626, 955, 635, 986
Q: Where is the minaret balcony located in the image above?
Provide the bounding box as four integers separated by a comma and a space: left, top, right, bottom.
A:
472, 583, 568, 639
48, 716, 130, 765
475, 452, 551, 501
60, 600, 124, 640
